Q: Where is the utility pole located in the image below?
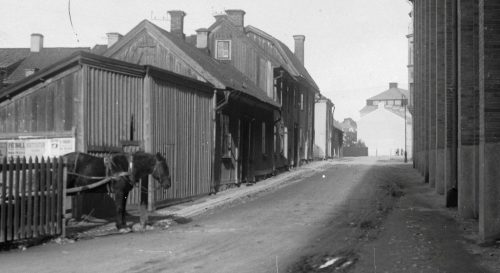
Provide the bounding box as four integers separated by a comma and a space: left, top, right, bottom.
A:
403, 95, 408, 163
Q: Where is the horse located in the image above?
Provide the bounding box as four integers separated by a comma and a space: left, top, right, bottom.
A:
63, 151, 171, 231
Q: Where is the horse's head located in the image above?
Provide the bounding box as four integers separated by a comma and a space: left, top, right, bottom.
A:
152, 152, 171, 189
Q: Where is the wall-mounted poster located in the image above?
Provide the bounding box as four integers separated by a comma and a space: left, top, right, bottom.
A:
0, 138, 75, 159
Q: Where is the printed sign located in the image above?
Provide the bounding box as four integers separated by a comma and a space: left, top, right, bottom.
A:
0, 138, 75, 159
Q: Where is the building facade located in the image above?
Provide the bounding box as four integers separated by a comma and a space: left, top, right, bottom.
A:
358, 82, 412, 157
410, 0, 500, 242
314, 95, 336, 159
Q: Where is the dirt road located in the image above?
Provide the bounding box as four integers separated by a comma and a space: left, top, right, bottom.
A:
0, 157, 490, 272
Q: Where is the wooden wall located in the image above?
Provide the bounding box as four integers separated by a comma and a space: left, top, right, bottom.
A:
0, 69, 78, 136
149, 77, 214, 203
85, 66, 144, 151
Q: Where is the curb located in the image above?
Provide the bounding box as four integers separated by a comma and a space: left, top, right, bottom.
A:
68, 159, 337, 238
155, 160, 332, 219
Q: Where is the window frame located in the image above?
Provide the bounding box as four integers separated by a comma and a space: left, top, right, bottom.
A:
215, 40, 232, 60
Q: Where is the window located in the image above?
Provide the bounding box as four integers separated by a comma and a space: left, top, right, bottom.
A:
273, 125, 277, 153
283, 127, 288, 158
216, 40, 231, 60
300, 93, 304, 110
221, 114, 232, 159
262, 122, 266, 154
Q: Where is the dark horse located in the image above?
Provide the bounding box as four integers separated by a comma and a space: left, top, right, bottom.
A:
63, 151, 171, 230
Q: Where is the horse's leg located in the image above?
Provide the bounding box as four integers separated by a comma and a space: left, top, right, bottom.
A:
121, 189, 130, 228
114, 186, 126, 230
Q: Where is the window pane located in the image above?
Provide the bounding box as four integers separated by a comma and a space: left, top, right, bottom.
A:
217, 41, 230, 59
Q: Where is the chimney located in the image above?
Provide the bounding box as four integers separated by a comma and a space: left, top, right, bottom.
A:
106, 32, 122, 47
196, 28, 209, 49
168, 10, 186, 39
214, 14, 227, 22
225, 9, 245, 30
293, 35, 305, 65
30, 33, 43, 52
389, 82, 398, 88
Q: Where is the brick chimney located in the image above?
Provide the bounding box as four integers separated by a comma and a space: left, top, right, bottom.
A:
293, 35, 305, 65
106, 32, 122, 47
168, 10, 186, 39
225, 9, 245, 30
196, 28, 209, 49
30, 33, 43, 52
389, 82, 398, 88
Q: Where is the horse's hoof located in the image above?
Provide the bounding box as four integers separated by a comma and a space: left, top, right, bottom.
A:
118, 228, 131, 234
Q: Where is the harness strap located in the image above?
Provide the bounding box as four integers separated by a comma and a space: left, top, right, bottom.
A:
128, 153, 134, 183
66, 171, 130, 194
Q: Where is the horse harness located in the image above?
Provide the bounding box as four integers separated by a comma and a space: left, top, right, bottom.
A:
68, 152, 135, 193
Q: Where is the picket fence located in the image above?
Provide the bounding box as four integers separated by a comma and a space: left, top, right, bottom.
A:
0, 156, 66, 244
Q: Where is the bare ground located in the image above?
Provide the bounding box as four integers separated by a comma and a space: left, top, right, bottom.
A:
0, 157, 497, 273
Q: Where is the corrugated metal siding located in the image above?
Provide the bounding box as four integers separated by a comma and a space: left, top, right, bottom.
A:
150, 78, 213, 203
85, 67, 144, 149
0, 72, 77, 135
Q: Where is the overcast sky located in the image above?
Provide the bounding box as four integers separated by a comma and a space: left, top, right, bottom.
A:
0, 0, 412, 121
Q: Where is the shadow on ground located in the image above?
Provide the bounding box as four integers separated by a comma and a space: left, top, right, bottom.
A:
288, 160, 409, 272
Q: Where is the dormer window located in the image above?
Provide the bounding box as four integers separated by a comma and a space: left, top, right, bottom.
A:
216, 40, 231, 60
24, 68, 39, 77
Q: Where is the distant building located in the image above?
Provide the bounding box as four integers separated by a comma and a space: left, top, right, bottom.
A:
314, 95, 342, 159
357, 82, 412, 157
340, 118, 357, 147
0, 34, 89, 89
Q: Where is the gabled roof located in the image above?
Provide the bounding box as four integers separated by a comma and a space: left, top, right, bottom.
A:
245, 25, 320, 92
5, 47, 90, 84
359, 105, 377, 117
104, 20, 278, 108
91, 44, 108, 55
0, 48, 30, 68
360, 105, 411, 120
367, 87, 409, 101
0, 51, 218, 105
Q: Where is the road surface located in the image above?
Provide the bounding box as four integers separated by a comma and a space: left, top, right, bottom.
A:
0, 157, 489, 272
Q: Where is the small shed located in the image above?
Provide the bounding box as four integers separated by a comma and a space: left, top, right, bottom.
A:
0, 51, 215, 213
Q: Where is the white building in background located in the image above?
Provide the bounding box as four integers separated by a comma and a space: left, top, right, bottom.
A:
357, 82, 412, 157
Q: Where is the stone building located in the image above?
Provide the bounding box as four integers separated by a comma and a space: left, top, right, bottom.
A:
410, 0, 500, 243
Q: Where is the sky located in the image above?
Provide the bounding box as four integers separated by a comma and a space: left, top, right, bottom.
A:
0, 0, 412, 121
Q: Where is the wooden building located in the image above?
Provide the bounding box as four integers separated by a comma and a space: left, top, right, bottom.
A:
0, 51, 216, 212
199, 10, 320, 171
103, 18, 279, 187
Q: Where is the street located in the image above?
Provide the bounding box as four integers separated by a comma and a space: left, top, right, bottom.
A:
0, 157, 493, 273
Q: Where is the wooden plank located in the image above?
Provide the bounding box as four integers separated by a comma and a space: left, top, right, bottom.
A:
7, 157, 14, 241
20, 157, 26, 239
26, 157, 33, 238
56, 157, 63, 235
45, 157, 52, 235
13, 157, 20, 240
0, 130, 74, 140
40, 157, 46, 235
62, 158, 68, 238
33, 157, 39, 238
50, 157, 56, 235
0, 157, 7, 243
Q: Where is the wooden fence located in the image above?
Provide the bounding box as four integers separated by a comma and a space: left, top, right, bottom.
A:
0, 156, 66, 244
